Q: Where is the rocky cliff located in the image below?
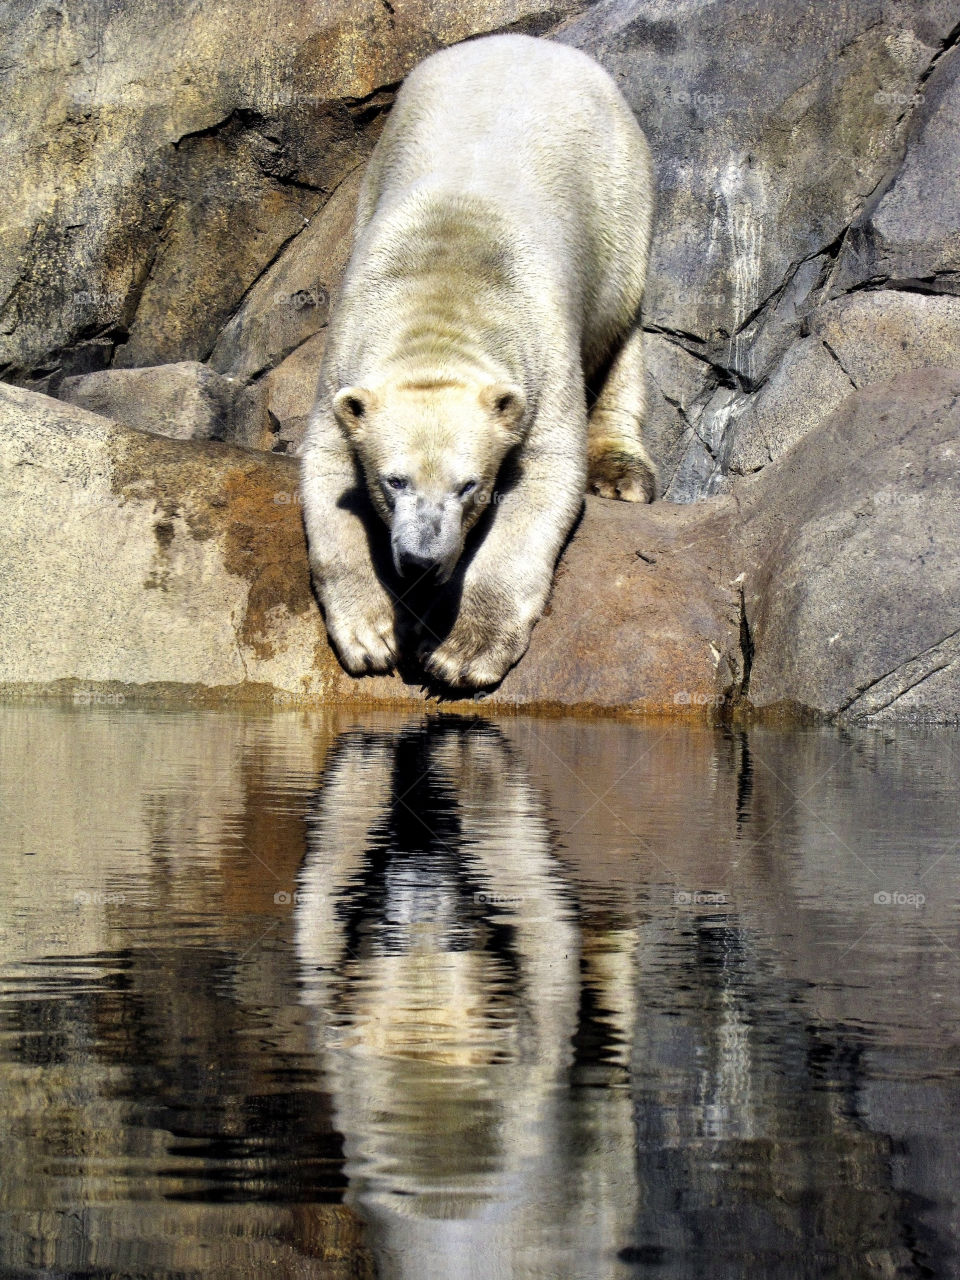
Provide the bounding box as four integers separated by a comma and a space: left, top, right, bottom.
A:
1, 0, 958, 720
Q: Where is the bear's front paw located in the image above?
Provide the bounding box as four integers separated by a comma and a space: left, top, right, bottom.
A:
421, 601, 534, 690
322, 581, 399, 676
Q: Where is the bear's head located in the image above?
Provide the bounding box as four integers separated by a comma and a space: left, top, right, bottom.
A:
332, 378, 526, 582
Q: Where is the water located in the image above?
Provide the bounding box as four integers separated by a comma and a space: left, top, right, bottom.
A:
0, 704, 958, 1279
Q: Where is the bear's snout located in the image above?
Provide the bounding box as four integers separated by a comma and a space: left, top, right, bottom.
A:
391, 495, 462, 582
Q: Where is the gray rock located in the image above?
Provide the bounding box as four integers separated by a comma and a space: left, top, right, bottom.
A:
554, 1, 958, 478
724, 336, 854, 475
643, 333, 710, 414
737, 367, 960, 722
663, 429, 721, 503
641, 333, 709, 497
671, 386, 746, 500
812, 290, 960, 388
832, 44, 960, 293
729, 254, 826, 386
723, 291, 960, 481
209, 166, 362, 384
59, 362, 235, 441
557, 0, 954, 347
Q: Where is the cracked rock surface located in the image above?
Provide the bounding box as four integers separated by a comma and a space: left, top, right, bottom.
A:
735, 367, 960, 724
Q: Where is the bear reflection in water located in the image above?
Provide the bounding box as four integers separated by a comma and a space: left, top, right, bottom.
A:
294, 717, 635, 1277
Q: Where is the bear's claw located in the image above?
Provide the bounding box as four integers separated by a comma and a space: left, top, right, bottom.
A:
421, 629, 526, 690
324, 597, 399, 676
587, 439, 657, 503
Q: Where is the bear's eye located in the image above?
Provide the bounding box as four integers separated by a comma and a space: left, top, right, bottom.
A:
383, 475, 409, 493
458, 479, 479, 499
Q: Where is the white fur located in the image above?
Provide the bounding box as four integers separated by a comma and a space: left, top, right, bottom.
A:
300, 33, 656, 687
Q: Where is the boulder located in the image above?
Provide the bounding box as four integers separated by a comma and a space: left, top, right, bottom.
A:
59, 362, 235, 442
0, 384, 322, 698
227, 331, 328, 454
208, 167, 362, 386
723, 335, 854, 475
811, 291, 960, 388
737, 367, 960, 723
708, 288, 960, 486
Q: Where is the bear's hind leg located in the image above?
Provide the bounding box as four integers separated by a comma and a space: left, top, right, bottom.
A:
587, 325, 657, 503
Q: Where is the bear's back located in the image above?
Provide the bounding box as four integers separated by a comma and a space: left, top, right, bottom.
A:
350, 34, 653, 328
363, 35, 649, 229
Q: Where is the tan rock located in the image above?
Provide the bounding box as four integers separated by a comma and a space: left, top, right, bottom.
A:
0, 0, 587, 378
3, 371, 958, 724
59, 362, 234, 441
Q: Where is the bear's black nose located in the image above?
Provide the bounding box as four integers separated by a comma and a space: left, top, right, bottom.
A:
395, 549, 441, 580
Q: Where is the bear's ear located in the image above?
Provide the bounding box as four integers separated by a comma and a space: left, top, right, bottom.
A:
332, 386, 376, 439
479, 383, 527, 443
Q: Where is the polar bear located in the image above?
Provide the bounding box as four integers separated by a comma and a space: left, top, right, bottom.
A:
300, 33, 656, 688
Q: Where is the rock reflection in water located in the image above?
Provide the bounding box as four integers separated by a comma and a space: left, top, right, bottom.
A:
0, 706, 957, 1278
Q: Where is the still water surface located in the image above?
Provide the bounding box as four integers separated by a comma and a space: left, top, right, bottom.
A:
0, 705, 958, 1278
